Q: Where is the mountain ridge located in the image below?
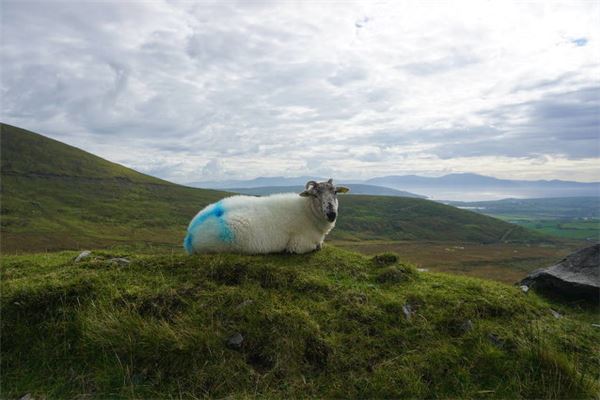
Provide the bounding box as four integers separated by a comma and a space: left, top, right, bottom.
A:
189, 173, 599, 201
225, 184, 425, 198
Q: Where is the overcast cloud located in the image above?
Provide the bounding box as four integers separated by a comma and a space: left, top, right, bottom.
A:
1, 0, 599, 183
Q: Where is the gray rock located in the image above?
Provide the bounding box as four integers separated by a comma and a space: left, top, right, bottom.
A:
461, 319, 474, 333
107, 257, 130, 266
519, 244, 599, 302
74, 250, 92, 262
19, 394, 33, 400
520, 285, 529, 293
226, 332, 244, 349
402, 303, 413, 320
550, 309, 562, 319
235, 300, 254, 310
488, 333, 504, 348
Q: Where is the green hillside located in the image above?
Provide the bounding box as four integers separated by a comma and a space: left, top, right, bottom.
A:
0, 124, 229, 252
2, 247, 598, 398
446, 197, 600, 241
1, 124, 543, 252
332, 195, 544, 243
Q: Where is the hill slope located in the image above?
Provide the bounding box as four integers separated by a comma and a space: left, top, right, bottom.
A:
1, 124, 543, 252
332, 195, 544, 243
0, 124, 229, 251
2, 247, 598, 398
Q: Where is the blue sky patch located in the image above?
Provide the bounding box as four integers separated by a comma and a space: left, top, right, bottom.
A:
571, 37, 588, 46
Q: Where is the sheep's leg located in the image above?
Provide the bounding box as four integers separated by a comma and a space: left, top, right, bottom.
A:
286, 236, 319, 254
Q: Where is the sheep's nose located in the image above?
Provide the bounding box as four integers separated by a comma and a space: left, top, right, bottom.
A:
327, 211, 337, 222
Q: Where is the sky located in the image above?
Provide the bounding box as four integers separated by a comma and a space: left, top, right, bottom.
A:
1, 0, 599, 184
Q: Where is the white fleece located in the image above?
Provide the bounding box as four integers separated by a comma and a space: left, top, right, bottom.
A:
183, 193, 335, 254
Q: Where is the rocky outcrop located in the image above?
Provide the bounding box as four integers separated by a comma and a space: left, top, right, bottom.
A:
520, 244, 599, 301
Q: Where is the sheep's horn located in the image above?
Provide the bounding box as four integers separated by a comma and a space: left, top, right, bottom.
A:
305, 180, 317, 189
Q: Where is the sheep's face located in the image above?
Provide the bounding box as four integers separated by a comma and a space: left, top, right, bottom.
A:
300, 179, 349, 223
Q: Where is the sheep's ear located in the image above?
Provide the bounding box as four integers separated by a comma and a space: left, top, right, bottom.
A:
335, 186, 350, 194
299, 190, 313, 197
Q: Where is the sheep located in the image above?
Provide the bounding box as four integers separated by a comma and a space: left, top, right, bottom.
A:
183, 179, 349, 254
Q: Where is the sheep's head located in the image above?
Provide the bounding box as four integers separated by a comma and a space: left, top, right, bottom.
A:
300, 178, 350, 223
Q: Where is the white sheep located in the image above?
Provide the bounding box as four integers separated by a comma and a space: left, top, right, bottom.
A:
184, 179, 349, 254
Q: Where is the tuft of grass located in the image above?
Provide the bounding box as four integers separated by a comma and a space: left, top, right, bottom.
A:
1, 246, 598, 399
375, 264, 416, 284
371, 252, 400, 266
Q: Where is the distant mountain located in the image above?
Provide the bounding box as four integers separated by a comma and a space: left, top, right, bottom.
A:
190, 173, 599, 201
366, 173, 600, 201
226, 184, 425, 198
1, 123, 544, 251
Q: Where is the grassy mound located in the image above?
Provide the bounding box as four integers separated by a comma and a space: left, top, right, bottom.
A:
2, 247, 598, 399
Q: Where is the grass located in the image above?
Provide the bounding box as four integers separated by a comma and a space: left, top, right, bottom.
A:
446, 197, 600, 241
501, 218, 600, 241
1, 123, 547, 253
2, 246, 598, 399
334, 241, 582, 284
0, 123, 230, 252
331, 195, 546, 243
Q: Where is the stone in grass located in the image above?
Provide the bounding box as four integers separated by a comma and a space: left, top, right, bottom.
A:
488, 333, 504, 348
107, 257, 131, 266
461, 319, 474, 333
520, 285, 529, 293
74, 250, 92, 262
235, 299, 255, 310
550, 309, 562, 319
227, 333, 244, 350
19, 394, 33, 400
402, 303, 413, 320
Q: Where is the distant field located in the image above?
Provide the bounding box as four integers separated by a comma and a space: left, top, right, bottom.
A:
334, 240, 581, 284
445, 197, 599, 241
496, 217, 599, 241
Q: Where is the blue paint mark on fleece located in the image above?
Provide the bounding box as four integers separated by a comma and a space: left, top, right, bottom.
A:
184, 201, 234, 253
183, 233, 194, 254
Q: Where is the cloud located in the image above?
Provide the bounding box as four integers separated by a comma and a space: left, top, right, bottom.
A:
1, 0, 599, 183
